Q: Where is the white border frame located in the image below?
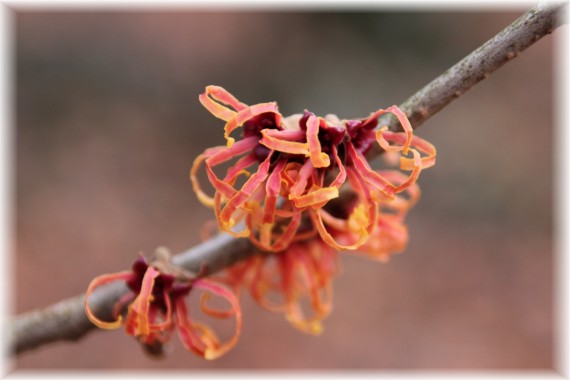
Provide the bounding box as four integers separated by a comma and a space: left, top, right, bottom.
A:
0, 1, 566, 379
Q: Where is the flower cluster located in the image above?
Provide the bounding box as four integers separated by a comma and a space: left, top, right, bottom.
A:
85, 86, 436, 360
191, 86, 435, 252
84, 247, 241, 360
189, 86, 435, 338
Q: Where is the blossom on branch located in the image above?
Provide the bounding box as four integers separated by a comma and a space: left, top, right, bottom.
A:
218, 180, 417, 335
84, 247, 242, 360
191, 86, 435, 252
223, 237, 338, 335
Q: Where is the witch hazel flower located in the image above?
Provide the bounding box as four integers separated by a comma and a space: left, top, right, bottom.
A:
191, 86, 303, 252
218, 171, 420, 335
224, 237, 338, 335
191, 86, 435, 252
84, 247, 242, 360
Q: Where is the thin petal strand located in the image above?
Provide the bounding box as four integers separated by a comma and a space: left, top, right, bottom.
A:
84, 271, 133, 330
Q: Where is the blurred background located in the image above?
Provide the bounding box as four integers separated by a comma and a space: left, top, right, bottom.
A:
14, 8, 555, 370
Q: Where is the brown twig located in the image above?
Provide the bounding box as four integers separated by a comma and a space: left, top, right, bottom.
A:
7, 1, 566, 357
366, 0, 566, 159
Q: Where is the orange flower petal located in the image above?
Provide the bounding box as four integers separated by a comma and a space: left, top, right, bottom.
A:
190, 153, 216, 208
223, 102, 281, 147
290, 187, 339, 209
357, 216, 410, 262
84, 271, 133, 330
368, 105, 413, 154
203, 85, 248, 113
389, 148, 423, 194
218, 152, 273, 232
180, 279, 242, 360
399, 135, 437, 170
199, 292, 236, 319
306, 115, 330, 168
289, 159, 313, 198
130, 266, 161, 337
250, 255, 286, 313
329, 145, 347, 189
347, 143, 397, 198
379, 171, 422, 218
288, 145, 345, 209
311, 207, 375, 251
147, 288, 174, 333
198, 85, 248, 127
282, 246, 335, 335
260, 128, 309, 155
190, 137, 259, 208
176, 298, 208, 357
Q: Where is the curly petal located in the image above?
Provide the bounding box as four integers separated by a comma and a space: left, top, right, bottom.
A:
190, 137, 259, 209
245, 160, 303, 251
348, 142, 424, 199
84, 271, 134, 330
223, 102, 281, 147
347, 143, 397, 198
259, 128, 309, 155
147, 288, 174, 334
199, 85, 246, 123
306, 116, 331, 168
176, 299, 209, 357
399, 134, 437, 170
248, 206, 303, 252
177, 279, 242, 360
282, 245, 336, 335
379, 171, 422, 218
129, 266, 161, 337
368, 105, 413, 154
312, 205, 376, 251
360, 216, 410, 262
289, 145, 346, 209
218, 152, 273, 232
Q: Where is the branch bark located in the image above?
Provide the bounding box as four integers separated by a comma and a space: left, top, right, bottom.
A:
367, 0, 566, 159
7, 1, 566, 357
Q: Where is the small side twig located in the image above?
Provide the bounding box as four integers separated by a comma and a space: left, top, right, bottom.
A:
7, 1, 566, 357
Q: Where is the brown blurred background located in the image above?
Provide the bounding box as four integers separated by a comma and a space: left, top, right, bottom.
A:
14, 8, 556, 370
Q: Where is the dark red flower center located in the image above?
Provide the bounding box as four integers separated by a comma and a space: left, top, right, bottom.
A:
346, 118, 378, 157
243, 112, 282, 161
126, 257, 191, 311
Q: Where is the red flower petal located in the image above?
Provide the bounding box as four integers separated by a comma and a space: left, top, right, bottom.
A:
84, 271, 134, 330
176, 279, 242, 360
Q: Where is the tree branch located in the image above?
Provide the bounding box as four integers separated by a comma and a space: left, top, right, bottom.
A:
8, 1, 566, 357
367, 0, 565, 158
